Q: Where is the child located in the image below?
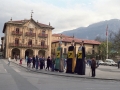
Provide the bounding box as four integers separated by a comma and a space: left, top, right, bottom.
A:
8, 56, 11, 66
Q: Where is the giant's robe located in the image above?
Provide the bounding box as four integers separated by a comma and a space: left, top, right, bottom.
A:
55, 47, 61, 71
66, 46, 76, 73
74, 46, 86, 75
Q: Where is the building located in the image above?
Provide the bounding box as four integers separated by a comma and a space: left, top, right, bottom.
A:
51, 34, 101, 58
2, 17, 54, 59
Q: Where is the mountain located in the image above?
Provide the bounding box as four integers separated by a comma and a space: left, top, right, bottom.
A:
62, 19, 120, 40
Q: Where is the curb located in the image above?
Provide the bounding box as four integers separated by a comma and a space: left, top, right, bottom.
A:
11, 61, 120, 81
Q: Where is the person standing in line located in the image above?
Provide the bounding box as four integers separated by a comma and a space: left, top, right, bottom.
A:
8, 56, 11, 66
91, 57, 97, 77
36, 55, 39, 70
32, 55, 36, 69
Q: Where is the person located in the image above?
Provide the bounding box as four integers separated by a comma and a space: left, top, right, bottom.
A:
91, 57, 97, 77
51, 55, 55, 71
39, 56, 44, 70
27, 56, 31, 70
15, 55, 17, 61
42, 57, 45, 69
32, 55, 36, 69
74, 41, 86, 75
36, 55, 39, 70
46, 56, 51, 71
19, 58, 22, 65
8, 56, 11, 66
25, 56, 28, 63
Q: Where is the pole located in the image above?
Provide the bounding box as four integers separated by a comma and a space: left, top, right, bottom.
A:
106, 25, 108, 59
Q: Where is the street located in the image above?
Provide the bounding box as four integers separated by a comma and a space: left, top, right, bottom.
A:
0, 59, 120, 90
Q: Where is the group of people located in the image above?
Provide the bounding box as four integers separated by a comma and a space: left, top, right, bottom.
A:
25, 55, 45, 70
25, 55, 60, 71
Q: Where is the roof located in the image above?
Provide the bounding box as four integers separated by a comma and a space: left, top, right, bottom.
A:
52, 34, 73, 38
3, 18, 54, 33
52, 37, 101, 45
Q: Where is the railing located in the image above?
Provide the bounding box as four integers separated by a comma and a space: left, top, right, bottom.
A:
11, 31, 23, 35
9, 43, 48, 49
25, 32, 36, 37
38, 33, 48, 38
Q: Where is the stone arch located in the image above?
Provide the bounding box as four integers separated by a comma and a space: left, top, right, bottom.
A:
25, 49, 33, 57
11, 48, 20, 59
38, 50, 45, 57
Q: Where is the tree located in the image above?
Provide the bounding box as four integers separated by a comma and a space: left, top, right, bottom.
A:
97, 41, 112, 61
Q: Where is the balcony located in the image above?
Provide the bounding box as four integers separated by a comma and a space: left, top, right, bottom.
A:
9, 43, 48, 49
38, 33, 48, 38
25, 32, 36, 37
11, 31, 23, 36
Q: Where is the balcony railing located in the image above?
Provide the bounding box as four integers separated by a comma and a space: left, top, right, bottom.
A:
38, 33, 48, 38
11, 31, 23, 35
9, 43, 48, 49
25, 32, 36, 37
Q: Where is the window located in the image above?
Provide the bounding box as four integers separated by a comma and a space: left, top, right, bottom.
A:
16, 28, 19, 33
93, 45, 94, 48
28, 39, 32, 45
36, 40, 37, 44
54, 49, 55, 54
42, 30, 45, 34
64, 42, 67, 46
15, 38, 19, 45
29, 28, 33, 34
41, 40, 45, 46
92, 50, 95, 54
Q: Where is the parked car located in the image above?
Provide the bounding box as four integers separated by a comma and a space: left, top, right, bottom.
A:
98, 60, 105, 65
104, 59, 117, 66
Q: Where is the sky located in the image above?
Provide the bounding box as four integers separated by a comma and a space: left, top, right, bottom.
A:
0, 0, 120, 37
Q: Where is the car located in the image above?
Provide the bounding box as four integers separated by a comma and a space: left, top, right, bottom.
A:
98, 60, 105, 65
104, 59, 117, 66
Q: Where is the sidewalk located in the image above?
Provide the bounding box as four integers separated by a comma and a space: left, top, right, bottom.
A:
11, 59, 120, 81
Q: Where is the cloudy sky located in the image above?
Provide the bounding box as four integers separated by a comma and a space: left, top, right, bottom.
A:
0, 0, 120, 37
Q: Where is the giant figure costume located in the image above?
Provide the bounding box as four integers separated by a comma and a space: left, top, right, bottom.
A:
66, 45, 76, 73
74, 44, 86, 75
55, 47, 60, 71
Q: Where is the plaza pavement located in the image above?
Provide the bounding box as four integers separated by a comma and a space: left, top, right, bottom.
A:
10, 59, 120, 81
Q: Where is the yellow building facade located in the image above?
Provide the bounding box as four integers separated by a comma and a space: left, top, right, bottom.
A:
51, 34, 101, 58
2, 18, 54, 59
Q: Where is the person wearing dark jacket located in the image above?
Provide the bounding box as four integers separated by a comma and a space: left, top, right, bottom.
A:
46, 56, 51, 71
32, 55, 36, 69
91, 58, 97, 77
39, 56, 44, 70
36, 55, 39, 70
27, 56, 31, 70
